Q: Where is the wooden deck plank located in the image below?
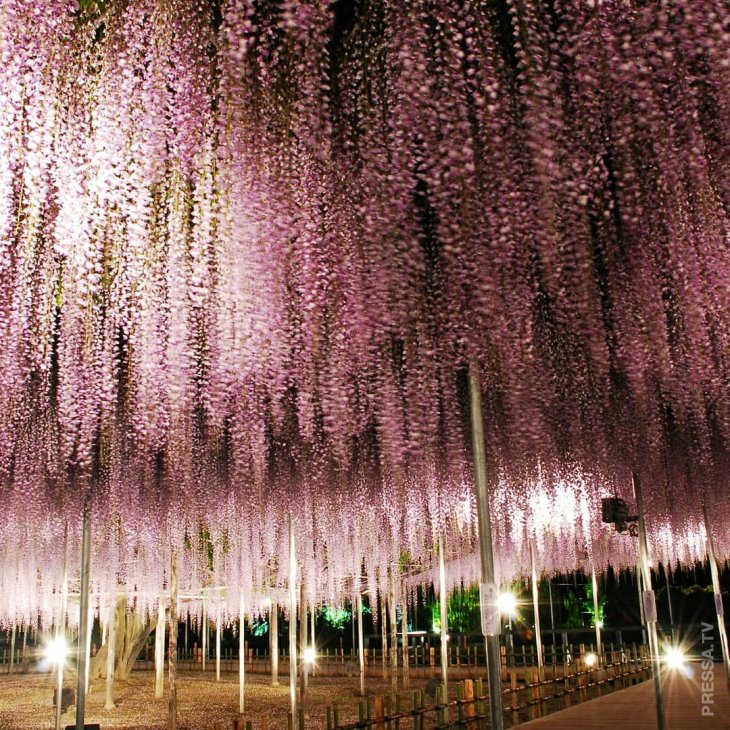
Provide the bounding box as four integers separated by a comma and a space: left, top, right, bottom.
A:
521, 669, 730, 729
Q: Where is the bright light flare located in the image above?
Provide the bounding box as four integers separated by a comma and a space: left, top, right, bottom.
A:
664, 647, 687, 671
497, 592, 518, 616
584, 652, 597, 667
303, 646, 316, 665
44, 637, 68, 666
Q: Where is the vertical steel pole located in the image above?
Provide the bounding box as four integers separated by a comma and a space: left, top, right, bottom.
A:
75, 510, 91, 730
357, 592, 365, 696
438, 539, 449, 700
530, 541, 543, 670
202, 600, 207, 673
105, 598, 116, 710
270, 601, 279, 686
632, 472, 666, 730
401, 584, 410, 690
299, 580, 308, 716
380, 593, 388, 680
591, 568, 602, 663
289, 516, 298, 721
55, 524, 68, 730
169, 551, 179, 730
389, 572, 398, 692
468, 362, 504, 730
239, 590, 245, 714
703, 504, 730, 686
155, 595, 166, 698
215, 606, 221, 682
663, 563, 676, 642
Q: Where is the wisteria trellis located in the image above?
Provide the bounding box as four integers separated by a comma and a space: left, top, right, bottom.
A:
1, 0, 729, 627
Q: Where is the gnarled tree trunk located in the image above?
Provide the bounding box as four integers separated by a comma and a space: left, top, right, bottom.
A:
91, 597, 153, 680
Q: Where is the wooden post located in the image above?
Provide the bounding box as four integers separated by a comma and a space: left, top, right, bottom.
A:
155, 595, 166, 699
374, 695, 385, 730
168, 551, 179, 730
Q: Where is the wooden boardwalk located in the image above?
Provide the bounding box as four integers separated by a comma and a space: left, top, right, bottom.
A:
521, 667, 730, 729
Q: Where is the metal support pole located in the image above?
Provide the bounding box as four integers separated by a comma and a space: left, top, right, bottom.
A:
637, 561, 647, 645
216, 606, 221, 682
389, 573, 398, 692
633, 472, 666, 730
591, 568, 602, 663
55, 524, 68, 730
380, 593, 388, 680
239, 591, 245, 714
289, 516, 298, 720
401, 584, 410, 690
105, 598, 116, 710
438, 539, 449, 700
202, 601, 207, 673
9, 625, 15, 674
270, 601, 279, 686
468, 362, 505, 730
155, 595, 166, 699
663, 563, 676, 642
357, 592, 365, 696
299, 580, 308, 716
530, 541, 543, 670
547, 578, 555, 649
84, 604, 93, 694
169, 551, 179, 730
75, 510, 91, 730
703, 504, 730, 687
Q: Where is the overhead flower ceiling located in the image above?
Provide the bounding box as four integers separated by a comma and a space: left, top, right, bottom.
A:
1, 0, 729, 624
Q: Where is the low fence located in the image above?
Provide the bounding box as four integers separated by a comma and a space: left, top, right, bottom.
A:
207, 645, 650, 730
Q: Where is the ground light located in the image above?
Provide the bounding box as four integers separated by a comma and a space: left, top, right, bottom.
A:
584, 652, 598, 668
663, 646, 692, 677
303, 646, 316, 665
44, 636, 69, 667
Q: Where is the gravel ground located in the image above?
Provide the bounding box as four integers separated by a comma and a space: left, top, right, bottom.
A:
0, 670, 440, 730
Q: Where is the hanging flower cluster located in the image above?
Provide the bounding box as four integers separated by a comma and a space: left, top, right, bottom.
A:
1, 0, 729, 625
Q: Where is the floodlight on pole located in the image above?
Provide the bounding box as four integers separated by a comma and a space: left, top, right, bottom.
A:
497, 592, 518, 617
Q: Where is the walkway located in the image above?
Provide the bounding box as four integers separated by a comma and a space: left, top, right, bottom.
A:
521, 666, 730, 729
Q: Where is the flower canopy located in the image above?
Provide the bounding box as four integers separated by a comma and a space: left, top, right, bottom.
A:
1, 0, 729, 626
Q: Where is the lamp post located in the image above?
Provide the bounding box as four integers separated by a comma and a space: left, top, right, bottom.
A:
468, 362, 504, 730
632, 472, 666, 730
75, 509, 92, 730
703, 504, 730, 686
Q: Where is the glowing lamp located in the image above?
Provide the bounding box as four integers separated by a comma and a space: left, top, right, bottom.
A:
497, 592, 518, 616
584, 652, 597, 668
44, 637, 69, 666
303, 646, 316, 665
664, 647, 686, 671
